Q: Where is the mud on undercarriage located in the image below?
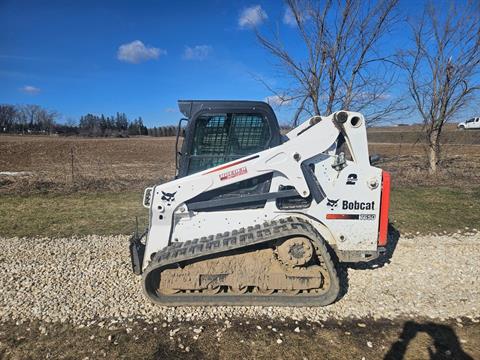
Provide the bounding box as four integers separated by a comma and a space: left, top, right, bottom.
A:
139, 217, 345, 306
158, 236, 330, 296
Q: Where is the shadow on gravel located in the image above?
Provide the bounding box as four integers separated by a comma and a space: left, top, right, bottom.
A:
348, 222, 401, 270
384, 321, 473, 360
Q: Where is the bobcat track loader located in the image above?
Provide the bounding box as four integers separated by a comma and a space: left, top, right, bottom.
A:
130, 100, 391, 306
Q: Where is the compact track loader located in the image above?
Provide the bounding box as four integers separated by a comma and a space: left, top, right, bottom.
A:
130, 100, 391, 306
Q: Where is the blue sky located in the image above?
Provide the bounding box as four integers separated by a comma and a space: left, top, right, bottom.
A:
0, 0, 467, 126
1, 0, 298, 126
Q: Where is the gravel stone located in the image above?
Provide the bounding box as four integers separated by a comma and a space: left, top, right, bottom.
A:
169, 328, 180, 337
0, 233, 479, 325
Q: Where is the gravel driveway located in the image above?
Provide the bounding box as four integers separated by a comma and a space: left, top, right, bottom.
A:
0, 233, 478, 325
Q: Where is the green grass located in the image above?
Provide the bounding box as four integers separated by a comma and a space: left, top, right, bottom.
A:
0, 192, 148, 238
390, 186, 480, 234
0, 187, 478, 238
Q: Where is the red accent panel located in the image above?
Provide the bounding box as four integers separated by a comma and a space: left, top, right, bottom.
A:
203, 155, 259, 174
378, 171, 391, 246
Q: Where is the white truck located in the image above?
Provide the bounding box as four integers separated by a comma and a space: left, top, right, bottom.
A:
458, 117, 480, 130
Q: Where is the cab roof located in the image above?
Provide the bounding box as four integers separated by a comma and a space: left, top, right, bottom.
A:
178, 100, 276, 119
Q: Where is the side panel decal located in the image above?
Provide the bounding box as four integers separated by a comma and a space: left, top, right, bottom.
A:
203, 155, 259, 175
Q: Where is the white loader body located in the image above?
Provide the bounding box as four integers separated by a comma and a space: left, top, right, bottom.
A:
141, 111, 389, 271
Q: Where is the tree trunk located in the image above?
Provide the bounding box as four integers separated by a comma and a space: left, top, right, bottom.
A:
427, 130, 440, 174
311, 93, 321, 116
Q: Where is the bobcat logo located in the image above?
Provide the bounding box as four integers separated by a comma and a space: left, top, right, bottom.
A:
161, 191, 176, 205
326, 198, 339, 210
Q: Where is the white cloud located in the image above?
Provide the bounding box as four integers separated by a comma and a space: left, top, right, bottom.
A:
117, 40, 166, 64
183, 45, 212, 61
238, 5, 268, 29
264, 95, 291, 106
20, 85, 40, 94
165, 107, 176, 113
283, 8, 296, 26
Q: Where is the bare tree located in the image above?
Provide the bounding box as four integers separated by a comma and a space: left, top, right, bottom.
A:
0, 105, 17, 132
16, 105, 58, 134
256, 0, 401, 125
37, 108, 58, 134
398, 1, 480, 174
18, 104, 42, 134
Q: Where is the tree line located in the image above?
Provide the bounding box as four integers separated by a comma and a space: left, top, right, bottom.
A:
0, 104, 178, 137
0, 104, 58, 135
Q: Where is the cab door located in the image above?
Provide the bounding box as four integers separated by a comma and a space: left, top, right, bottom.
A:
180, 112, 274, 176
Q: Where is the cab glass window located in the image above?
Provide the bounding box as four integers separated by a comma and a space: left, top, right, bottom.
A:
187, 113, 271, 174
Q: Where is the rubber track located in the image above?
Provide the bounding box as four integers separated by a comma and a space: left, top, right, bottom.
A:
142, 216, 341, 306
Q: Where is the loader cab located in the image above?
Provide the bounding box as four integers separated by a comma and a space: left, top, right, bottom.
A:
176, 100, 282, 178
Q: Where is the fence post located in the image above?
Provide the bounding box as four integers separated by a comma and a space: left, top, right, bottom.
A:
70, 147, 75, 185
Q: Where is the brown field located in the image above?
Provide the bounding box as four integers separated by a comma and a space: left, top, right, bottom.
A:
0, 135, 176, 194
0, 129, 479, 194
367, 126, 480, 145
369, 142, 480, 187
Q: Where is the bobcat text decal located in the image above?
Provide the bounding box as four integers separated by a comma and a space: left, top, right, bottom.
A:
342, 200, 375, 210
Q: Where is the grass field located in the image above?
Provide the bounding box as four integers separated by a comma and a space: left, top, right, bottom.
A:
1, 186, 478, 238
0, 191, 146, 238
